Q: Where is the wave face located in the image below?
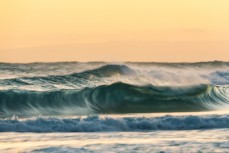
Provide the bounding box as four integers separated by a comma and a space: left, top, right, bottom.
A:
0, 61, 229, 117
0, 83, 228, 117
1, 115, 229, 132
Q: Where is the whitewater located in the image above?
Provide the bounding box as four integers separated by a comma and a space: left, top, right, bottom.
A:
0, 61, 229, 153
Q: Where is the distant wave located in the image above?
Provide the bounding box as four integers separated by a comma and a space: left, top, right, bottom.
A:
1, 114, 229, 132
0, 83, 228, 117
0, 65, 135, 88
1, 63, 229, 91
128, 60, 229, 67
1, 60, 228, 69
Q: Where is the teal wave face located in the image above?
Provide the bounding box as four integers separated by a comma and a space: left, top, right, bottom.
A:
0, 83, 228, 117
0, 62, 228, 117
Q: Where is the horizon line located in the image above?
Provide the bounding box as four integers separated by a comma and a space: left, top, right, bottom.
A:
0, 60, 228, 65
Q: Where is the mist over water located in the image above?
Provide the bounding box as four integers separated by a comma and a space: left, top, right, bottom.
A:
0, 61, 229, 153
0, 61, 229, 117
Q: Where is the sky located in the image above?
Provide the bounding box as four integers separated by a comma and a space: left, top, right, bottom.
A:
0, 0, 229, 63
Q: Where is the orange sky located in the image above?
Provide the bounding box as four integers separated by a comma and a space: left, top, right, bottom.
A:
0, 0, 229, 63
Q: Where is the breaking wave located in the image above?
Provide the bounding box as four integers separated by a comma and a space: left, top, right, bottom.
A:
0, 65, 135, 90
0, 83, 228, 117
1, 114, 229, 132
0, 62, 228, 117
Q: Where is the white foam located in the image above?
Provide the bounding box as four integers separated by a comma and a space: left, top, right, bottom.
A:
1, 114, 229, 132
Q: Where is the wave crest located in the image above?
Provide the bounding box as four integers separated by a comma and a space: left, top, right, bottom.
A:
0, 83, 228, 117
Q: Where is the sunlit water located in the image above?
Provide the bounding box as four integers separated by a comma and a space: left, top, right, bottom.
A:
0, 112, 229, 153
1, 129, 229, 153
0, 62, 229, 152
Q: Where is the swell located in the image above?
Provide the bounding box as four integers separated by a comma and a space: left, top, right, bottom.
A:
1, 61, 228, 68
1, 63, 229, 91
0, 64, 135, 87
1, 115, 229, 132
128, 61, 229, 67
0, 83, 228, 117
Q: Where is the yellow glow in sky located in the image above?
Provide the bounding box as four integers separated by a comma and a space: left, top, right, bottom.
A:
0, 0, 229, 62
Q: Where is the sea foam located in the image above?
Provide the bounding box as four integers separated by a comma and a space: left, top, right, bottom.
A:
0, 114, 229, 132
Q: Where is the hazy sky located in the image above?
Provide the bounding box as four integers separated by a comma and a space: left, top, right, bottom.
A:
0, 0, 229, 63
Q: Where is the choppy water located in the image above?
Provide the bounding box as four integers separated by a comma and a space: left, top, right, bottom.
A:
0, 61, 229, 152
1, 128, 229, 153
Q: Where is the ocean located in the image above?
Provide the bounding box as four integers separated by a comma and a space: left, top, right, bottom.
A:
0, 61, 228, 153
